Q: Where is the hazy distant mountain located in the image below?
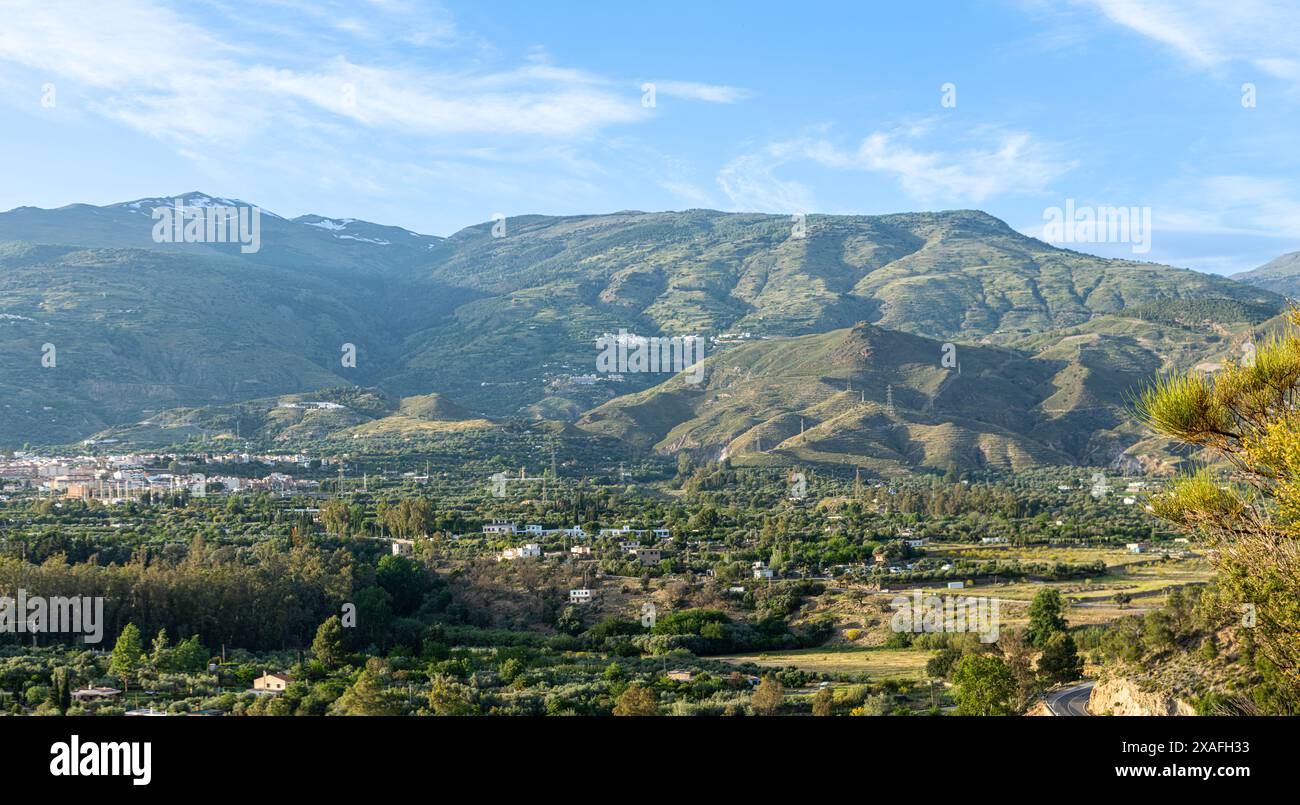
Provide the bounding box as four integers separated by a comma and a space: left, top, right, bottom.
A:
0, 195, 1283, 460
1232, 251, 1300, 296
0, 192, 443, 274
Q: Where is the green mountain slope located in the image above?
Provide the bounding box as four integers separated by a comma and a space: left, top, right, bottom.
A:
0, 240, 469, 444
89, 388, 494, 449
391, 209, 1279, 416
576, 306, 1271, 473
0, 194, 1283, 458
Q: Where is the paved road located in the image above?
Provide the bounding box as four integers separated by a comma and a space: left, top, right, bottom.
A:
1046, 681, 1095, 716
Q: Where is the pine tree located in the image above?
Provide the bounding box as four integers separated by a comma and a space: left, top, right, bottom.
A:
1037, 631, 1084, 685
109, 623, 145, 694
311, 615, 347, 669
1027, 588, 1068, 647
1137, 308, 1300, 698
51, 666, 72, 714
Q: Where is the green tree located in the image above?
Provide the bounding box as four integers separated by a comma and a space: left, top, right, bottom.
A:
333, 658, 404, 715
925, 646, 962, 679
109, 623, 145, 694
312, 615, 348, 669
751, 675, 785, 715
150, 628, 171, 671
1027, 588, 1068, 647
613, 684, 659, 716
1136, 310, 1300, 698
1142, 611, 1177, 653
51, 666, 72, 714
555, 605, 583, 636
1037, 631, 1084, 685
428, 674, 478, 715
354, 586, 394, 649
952, 654, 1015, 716
320, 499, 354, 537
376, 555, 425, 616
998, 628, 1042, 713
172, 635, 209, 674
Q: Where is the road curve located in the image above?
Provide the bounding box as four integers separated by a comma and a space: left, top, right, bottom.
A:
1046, 681, 1095, 716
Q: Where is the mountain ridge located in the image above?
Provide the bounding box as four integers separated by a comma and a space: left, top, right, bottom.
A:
0, 194, 1285, 468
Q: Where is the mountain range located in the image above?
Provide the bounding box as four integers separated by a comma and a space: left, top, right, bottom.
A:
0, 193, 1287, 472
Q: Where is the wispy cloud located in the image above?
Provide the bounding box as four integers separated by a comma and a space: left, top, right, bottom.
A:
718, 122, 1072, 212
651, 81, 753, 104
1079, 0, 1300, 80
717, 142, 819, 213
0, 0, 652, 147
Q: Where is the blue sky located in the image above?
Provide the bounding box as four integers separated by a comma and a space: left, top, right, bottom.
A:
1, 0, 1298, 274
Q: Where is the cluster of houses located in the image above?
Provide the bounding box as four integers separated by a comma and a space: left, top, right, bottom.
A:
479, 521, 676, 564
0, 450, 324, 502
51, 470, 315, 502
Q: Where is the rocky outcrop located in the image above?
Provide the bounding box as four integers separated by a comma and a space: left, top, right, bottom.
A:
1025, 700, 1051, 716
1089, 678, 1195, 716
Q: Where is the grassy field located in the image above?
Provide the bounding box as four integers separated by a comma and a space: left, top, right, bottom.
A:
916, 543, 1212, 603
715, 647, 934, 681
865, 542, 1214, 631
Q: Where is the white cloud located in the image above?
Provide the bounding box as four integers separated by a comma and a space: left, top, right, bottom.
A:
837, 128, 1068, 203
0, 0, 649, 147
718, 124, 1072, 212
717, 142, 819, 213
651, 81, 753, 104
1080, 0, 1300, 80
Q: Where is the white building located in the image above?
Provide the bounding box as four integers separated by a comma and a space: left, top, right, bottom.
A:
498, 543, 542, 561
569, 588, 594, 604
